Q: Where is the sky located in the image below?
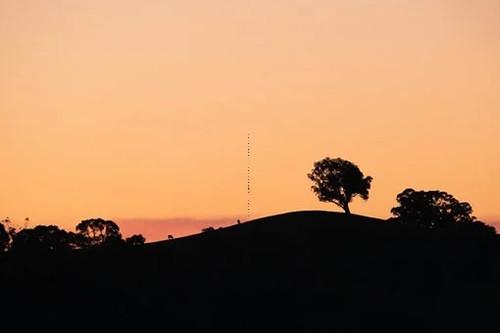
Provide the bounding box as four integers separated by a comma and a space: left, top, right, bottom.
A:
1, 0, 499, 241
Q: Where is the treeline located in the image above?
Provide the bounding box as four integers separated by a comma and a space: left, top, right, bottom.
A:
0, 218, 145, 254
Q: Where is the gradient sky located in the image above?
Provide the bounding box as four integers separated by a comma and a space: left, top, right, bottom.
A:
1, 0, 499, 241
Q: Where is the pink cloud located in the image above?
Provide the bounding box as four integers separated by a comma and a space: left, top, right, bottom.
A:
115, 216, 241, 242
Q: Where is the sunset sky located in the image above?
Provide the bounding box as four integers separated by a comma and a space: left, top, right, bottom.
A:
1, 0, 499, 241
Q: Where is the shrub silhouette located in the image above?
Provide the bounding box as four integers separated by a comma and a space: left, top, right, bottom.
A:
75, 218, 122, 248
390, 188, 495, 235
125, 234, 146, 246
307, 157, 373, 214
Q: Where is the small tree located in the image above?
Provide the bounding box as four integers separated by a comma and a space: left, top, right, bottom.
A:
307, 157, 373, 214
76, 218, 122, 248
125, 234, 145, 246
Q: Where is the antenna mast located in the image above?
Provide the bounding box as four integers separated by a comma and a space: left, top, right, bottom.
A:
247, 133, 251, 219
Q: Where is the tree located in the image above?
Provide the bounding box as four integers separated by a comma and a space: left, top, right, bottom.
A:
10, 225, 75, 252
390, 188, 495, 234
0, 223, 9, 252
125, 234, 145, 246
75, 218, 122, 248
307, 157, 373, 214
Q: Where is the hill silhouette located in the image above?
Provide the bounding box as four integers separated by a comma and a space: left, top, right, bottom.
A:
2, 211, 500, 332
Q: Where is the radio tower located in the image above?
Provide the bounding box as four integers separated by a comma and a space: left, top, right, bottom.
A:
247, 133, 251, 219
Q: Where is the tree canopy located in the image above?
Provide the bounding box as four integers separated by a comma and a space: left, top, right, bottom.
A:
75, 218, 122, 247
307, 157, 373, 214
10, 225, 76, 253
390, 188, 495, 235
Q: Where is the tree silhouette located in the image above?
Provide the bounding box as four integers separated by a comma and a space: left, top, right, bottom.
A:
75, 218, 122, 247
390, 188, 495, 235
10, 225, 75, 252
0, 223, 9, 252
125, 234, 145, 246
307, 157, 373, 214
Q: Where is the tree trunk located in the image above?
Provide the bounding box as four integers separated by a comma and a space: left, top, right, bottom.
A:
344, 204, 351, 215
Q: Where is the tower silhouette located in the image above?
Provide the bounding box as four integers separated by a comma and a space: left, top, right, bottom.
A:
247, 133, 251, 219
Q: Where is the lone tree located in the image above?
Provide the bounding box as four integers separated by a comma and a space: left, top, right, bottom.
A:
307, 157, 373, 214
390, 188, 495, 235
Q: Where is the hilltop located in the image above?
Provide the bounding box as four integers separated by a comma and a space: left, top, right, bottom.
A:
2, 211, 500, 332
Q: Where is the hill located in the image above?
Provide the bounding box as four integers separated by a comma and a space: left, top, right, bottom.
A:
2, 211, 500, 332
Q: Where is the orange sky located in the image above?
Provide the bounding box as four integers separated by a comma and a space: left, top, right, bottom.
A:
1, 0, 499, 241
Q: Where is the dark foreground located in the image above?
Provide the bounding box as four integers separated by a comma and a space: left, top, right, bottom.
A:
2, 211, 500, 332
